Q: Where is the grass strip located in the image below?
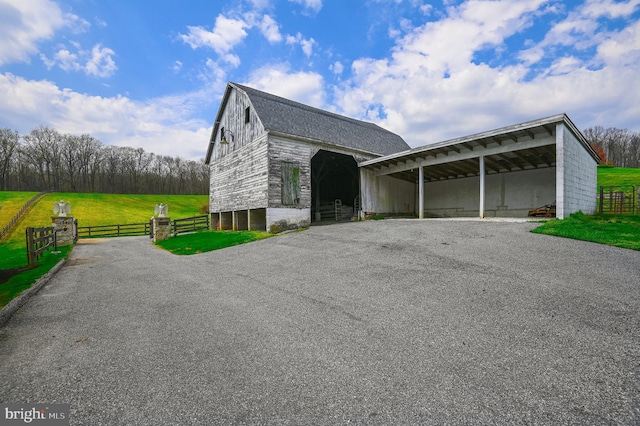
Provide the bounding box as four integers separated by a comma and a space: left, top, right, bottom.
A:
155, 230, 272, 255
531, 212, 640, 251
0, 246, 71, 309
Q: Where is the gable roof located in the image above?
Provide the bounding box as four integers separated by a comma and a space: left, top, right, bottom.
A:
205, 82, 409, 163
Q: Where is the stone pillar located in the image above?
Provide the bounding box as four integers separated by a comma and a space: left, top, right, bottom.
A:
152, 216, 172, 242
51, 216, 76, 247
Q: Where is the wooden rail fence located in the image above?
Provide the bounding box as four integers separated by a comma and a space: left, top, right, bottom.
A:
0, 191, 50, 241
173, 215, 209, 236
76, 215, 209, 238
77, 222, 151, 238
26, 226, 55, 267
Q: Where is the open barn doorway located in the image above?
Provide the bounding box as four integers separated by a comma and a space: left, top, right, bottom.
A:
311, 150, 359, 223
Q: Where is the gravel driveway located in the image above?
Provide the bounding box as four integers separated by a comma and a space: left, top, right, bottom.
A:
1, 219, 639, 425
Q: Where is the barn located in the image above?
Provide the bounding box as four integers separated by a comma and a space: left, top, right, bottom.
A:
205, 83, 600, 232
205, 82, 410, 232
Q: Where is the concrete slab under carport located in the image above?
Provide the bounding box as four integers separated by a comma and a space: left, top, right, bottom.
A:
359, 113, 600, 219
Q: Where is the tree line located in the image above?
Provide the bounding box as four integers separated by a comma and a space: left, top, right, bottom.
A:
1, 123, 637, 195
584, 126, 640, 168
0, 126, 208, 194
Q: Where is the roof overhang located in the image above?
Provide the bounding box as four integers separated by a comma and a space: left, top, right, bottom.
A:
358, 113, 600, 183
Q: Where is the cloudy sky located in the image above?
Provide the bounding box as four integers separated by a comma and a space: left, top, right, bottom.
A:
1, 0, 639, 160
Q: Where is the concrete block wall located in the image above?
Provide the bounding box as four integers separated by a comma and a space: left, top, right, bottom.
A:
556, 124, 598, 218
420, 168, 556, 218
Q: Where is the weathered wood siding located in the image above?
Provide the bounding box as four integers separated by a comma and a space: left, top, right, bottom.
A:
210, 134, 269, 212
211, 88, 265, 162
268, 136, 313, 208
210, 88, 269, 212
268, 135, 379, 209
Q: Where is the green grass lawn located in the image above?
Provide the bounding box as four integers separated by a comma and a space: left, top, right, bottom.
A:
1, 192, 208, 244
532, 166, 640, 251
531, 212, 640, 251
0, 191, 208, 309
0, 191, 39, 229
597, 166, 640, 188
155, 230, 272, 255
0, 246, 70, 309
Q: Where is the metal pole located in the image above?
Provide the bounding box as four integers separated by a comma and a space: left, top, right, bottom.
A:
418, 165, 424, 219
479, 155, 485, 219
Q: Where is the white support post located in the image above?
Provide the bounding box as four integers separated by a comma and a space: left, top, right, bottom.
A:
418, 165, 424, 219
479, 155, 485, 218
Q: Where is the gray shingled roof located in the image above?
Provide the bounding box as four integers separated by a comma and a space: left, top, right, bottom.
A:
233, 83, 410, 156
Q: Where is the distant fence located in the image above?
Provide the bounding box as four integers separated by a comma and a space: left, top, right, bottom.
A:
598, 185, 638, 215
173, 215, 209, 236
0, 191, 50, 241
25, 226, 55, 267
77, 222, 151, 238
76, 215, 210, 239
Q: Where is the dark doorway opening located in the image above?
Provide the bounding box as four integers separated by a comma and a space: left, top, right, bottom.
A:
311, 150, 359, 222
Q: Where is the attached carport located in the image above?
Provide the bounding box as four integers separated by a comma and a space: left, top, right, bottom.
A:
359, 114, 600, 219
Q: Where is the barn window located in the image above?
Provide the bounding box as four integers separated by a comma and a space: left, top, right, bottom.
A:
220, 127, 225, 141
245, 107, 250, 123
281, 161, 300, 205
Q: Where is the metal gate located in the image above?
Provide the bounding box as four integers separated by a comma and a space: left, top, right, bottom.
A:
598, 186, 638, 215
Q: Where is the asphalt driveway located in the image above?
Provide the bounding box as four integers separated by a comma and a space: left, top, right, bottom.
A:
1, 219, 639, 425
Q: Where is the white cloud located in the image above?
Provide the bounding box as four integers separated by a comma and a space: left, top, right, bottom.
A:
85, 45, 117, 77
300, 38, 316, 57
288, 0, 323, 15
520, 0, 640, 67
596, 19, 640, 66
40, 43, 117, 78
393, 0, 548, 75
248, 0, 272, 9
180, 14, 249, 64
0, 72, 214, 160
259, 15, 283, 43
332, 0, 640, 146
0, 0, 66, 65
582, 0, 640, 19
50, 49, 81, 71
547, 56, 583, 75
245, 65, 325, 108
286, 32, 316, 57
330, 61, 344, 75
65, 13, 91, 34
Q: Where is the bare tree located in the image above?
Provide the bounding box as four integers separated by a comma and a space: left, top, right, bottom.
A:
0, 128, 19, 191
1, 125, 209, 194
583, 126, 640, 168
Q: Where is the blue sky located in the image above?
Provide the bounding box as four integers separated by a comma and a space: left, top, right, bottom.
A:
1, 0, 639, 160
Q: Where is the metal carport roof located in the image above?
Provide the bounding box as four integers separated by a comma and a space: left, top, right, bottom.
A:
358, 113, 599, 182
